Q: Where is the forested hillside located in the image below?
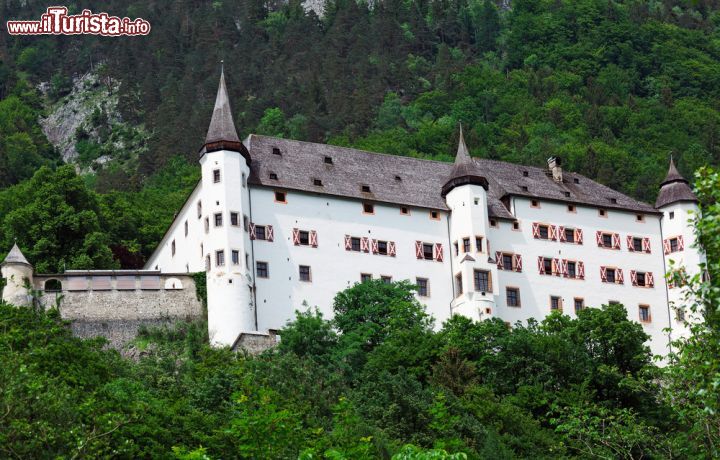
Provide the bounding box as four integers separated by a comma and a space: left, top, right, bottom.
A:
1, 0, 720, 267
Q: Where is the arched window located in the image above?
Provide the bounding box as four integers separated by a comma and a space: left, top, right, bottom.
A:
44, 279, 62, 291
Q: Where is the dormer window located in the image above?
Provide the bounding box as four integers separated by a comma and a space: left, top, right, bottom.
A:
574, 178, 580, 184
269, 172, 278, 180
564, 191, 571, 197
395, 175, 402, 182
313, 179, 323, 186
523, 171, 529, 177
521, 186, 528, 192
361, 185, 371, 193
324, 156, 333, 164
610, 197, 618, 204
272, 147, 281, 155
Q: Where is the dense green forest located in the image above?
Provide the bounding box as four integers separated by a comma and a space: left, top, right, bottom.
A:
2, 0, 720, 267
0, 164, 718, 457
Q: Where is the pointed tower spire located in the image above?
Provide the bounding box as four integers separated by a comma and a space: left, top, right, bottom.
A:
200, 65, 249, 161
442, 124, 488, 197
655, 157, 697, 208
1, 243, 31, 267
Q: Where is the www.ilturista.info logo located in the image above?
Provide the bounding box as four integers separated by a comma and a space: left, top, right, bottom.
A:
6, 7, 151, 36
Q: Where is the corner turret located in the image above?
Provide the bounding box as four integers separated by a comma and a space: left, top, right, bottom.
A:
655, 158, 698, 208
441, 125, 488, 197
1, 244, 34, 306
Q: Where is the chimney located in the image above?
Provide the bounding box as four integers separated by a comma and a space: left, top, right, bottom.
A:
548, 157, 563, 183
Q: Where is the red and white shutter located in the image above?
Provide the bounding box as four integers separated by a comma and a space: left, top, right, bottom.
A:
532, 222, 540, 239
647, 272, 654, 287
642, 237, 650, 253
577, 261, 585, 280
513, 254, 522, 272
292, 228, 300, 245
267, 225, 274, 242
575, 229, 583, 245
495, 251, 503, 269
415, 241, 423, 259
617, 268, 624, 284
612, 233, 621, 249
344, 235, 352, 251
361, 237, 370, 253
559, 226, 566, 242
371, 239, 379, 254
627, 235, 634, 252
630, 270, 638, 286
538, 256, 545, 275
249, 223, 256, 240
678, 235, 685, 251
561, 259, 569, 277
663, 238, 671, 255
389, 241, 397, 257
600, 266, 608, 282
596, 231, 603, 247
549, 225, 557, 241
310, 230, 318, 247
434, 243, 444, 262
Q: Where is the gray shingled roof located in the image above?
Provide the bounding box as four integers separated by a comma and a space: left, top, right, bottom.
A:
244, 135, 658, 218
1, 243, 31, 267
655, 158, 697, 208
204, 68, 240, 145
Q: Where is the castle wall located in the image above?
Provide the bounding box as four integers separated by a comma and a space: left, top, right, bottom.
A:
33, 272, 204, 348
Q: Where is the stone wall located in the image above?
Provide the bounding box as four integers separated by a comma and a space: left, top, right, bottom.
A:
34, 272, 204, 348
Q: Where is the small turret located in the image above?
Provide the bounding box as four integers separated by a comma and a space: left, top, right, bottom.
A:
655, 158, 698, 208
441, 125, 488, 197
1, 243, 34, 306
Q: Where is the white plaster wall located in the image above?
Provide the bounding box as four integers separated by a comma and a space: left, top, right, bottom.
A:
489, 197, 671, 357
249, 187, 454, 331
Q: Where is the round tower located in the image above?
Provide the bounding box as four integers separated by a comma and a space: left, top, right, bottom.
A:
656, 158, 704, 336
442, 125, 497, 321
1, 243, 34, 306
200, 67, 255, 347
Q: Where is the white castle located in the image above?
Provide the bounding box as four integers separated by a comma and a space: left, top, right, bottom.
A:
2, 70, 706, 356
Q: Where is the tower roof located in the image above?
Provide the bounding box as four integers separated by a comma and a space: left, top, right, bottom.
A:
441, 125, 488, 196
1, 243, 31, 267
655, 157, 698, 208
200, 66, 249, 161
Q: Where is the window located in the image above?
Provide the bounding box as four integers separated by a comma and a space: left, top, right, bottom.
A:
574, 178, 580, 184
351, 237, 361, 252
401, 207, 409, 215
639, 305, 651, 323
474, 270, 491, 292
455, 273, 463, 295
564, 228, 575, 243
474, 198, 479, 205
395, 175, 402, 182
512, 222, 520, 230
363, 203, 374, 214
275, 191, 287, 203
538, 224, 549, 239
255, 225, 267, 240
564, 192, 571, 198
214, 213, 223, 227
213, 169, 221, 183
602, 233, 612, 247
568, 204, 576, 212
230, 212, 239, 226
205, 255, 210, 271
542, 257, 553, 275
416, 278, 429, 297
231, 250, 240, 265
636, 214, 644, 222
606, 268, 616, 283
299, 230, 310, 245
361, 273, 372, 282
567, 261, 576, 278
502, 254, 513, 271
475, 237, 483, 252
324, 156, 333, 164
636, 272, 646, 286
597, 231, 619, 249
171, 240, 176, 256
523, 170, 529, 177
299, 265, 311, 282
215, 250, 225, 267
204, 217, 210, 233
574, 298, 584, 314
381, 276, 392, 284
423, 243, 434, 260
490, 219, 498, 227
256, 261, 269, 278
599, 209, 607, 217
377, 240, 388, 255
272, 147, 281, 155
610, 197, 617, 204
269, 172, 278, 180
184, 220, 188, 236
200, 243, 203, 256
669, 211, 675, 220
242, 173, 247, 188
197, 201, 202, 218
453, 241, 459, 256
670, 237, 679, 253
430, 211, 440, 220
550, 296, 562, 311
463, 238, 471, 253
313, 179, 323, 186
506, 287, 520, 307
361, 185, 371, 193
521, 186, 529, 192
531, 200, 539, 208
632, 237, 643, 252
